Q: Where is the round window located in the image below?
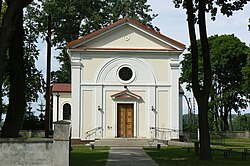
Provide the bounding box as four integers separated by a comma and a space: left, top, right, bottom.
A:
118, 66, 133, 81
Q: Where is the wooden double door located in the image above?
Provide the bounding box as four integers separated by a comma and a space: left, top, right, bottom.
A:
117, 104, 134, 138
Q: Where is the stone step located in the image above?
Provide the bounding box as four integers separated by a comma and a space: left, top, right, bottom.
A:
93, 138, 167, 147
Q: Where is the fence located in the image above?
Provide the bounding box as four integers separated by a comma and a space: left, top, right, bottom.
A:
181, 130, 250, 143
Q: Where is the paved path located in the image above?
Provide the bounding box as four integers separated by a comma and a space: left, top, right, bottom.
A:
105, 147, 158, 166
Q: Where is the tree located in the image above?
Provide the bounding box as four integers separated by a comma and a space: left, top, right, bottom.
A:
248, 18, 250, 31
173, 0, 249, 160
21, 103, 45, 130
0, 0, 7, 123
0, 0, 33, 101
23, 2, 45, 103
34, 0, 158, 83
232, 114, 250, 131
183, 114, 198, 131
181, 35, 249, 131
2, 2, 44, 104
242, 18, 250, 98
1, 9, 26, 137
0, 0, 42, 137
242, 56, 250, 98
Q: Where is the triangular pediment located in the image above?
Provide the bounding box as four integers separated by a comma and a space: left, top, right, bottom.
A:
67, 17, 185, 51
111, 90, 141, 101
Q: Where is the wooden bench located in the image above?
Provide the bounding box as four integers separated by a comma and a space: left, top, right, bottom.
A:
182, 141, 200, 156
210, 148, 232, 158
242, 148, 250, 160
183, 147, 194, 153
223, 148, 232, 158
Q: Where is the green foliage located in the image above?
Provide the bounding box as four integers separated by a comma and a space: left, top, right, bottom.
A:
232, 114, 250, 131
0, 1, 7, 26
173, 0, 248, 21
183, 114, 198, 131
242, 55, 250, 98
23, 2, 45, 102
181, 34, 250, 131
51, 48, 71, 83
21, 112, 44, 130
33, 0, 158, 83
2, 2, 44, 103
21, 102, 45, 130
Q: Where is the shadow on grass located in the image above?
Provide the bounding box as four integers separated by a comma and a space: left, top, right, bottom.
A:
145, 146, 250, 166
70, 146, 109, 166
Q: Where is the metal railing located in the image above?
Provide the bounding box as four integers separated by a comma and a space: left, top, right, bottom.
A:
150, 127, 180, 140
85, 126, 103, 139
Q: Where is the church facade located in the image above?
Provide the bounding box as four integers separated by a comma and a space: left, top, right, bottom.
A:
52, 17, 185, 141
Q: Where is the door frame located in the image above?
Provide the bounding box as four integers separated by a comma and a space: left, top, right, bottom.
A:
114, 101, 138, 138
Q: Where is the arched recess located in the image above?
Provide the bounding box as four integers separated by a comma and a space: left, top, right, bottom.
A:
95, 57, 156, 84
63, 103, 71, 120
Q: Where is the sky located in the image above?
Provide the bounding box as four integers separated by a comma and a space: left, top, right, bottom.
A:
34, 1, 250, 114
147, 0, 250, 114
37, 1, 250, 74
147, 0, 250, 47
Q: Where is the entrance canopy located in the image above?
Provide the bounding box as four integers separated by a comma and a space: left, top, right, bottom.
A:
111, 90, 142, 101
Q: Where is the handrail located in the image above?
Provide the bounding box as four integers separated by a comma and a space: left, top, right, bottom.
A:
86, 126, 102, 134
150, 126, 180, 140
85, 126, 103, 139
149, 126, 179, 132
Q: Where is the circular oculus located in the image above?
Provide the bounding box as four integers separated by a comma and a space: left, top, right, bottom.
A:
118, 67, 133, 81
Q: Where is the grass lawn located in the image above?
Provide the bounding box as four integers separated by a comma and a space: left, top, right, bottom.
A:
70, 138, 250, 166
145, 145, 250, 166
70, 146, 109, 166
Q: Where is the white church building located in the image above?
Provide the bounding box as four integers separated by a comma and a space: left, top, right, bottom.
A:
52, 17, 185, 142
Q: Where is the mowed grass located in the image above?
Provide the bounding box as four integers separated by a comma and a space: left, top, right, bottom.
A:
145, 138, 250, 166
70, 138, 250, 166
70, 146, 109, 166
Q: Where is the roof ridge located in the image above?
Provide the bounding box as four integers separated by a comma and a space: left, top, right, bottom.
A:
67, 17, 185, 49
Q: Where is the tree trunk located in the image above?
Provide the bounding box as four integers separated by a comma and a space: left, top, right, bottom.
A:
214, 109, 220, 131
197, 97, 212, 160
1, 10, 25, 138
0, 0, 32, 103
223, 107, 229, 131
219, 106, 224, 131
0, 99, 2, 122
186, 0, 212, 160
229, 110, 234, 131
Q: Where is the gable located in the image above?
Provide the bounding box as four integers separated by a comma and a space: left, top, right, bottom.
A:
111, 90, 142, 101
67, 17, 185, 51
74, 25, 176, 50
